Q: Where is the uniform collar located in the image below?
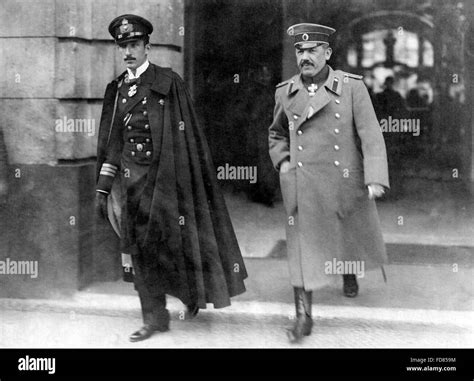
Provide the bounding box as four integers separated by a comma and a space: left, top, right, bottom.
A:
287, 65, 342, 96
127, 59, 150, 79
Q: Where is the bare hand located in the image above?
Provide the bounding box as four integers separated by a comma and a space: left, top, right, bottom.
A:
280, 160, 291, 174
367, 183, 385, 199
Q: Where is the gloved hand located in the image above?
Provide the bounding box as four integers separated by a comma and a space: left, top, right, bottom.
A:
95, 192, 108, 220
0, 180, 8, 205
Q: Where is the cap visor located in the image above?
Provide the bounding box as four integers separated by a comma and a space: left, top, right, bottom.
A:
295, 42, 328, 49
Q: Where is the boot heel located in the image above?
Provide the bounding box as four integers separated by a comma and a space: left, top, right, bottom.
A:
287, 288, 313, 343
303, 323, 313, 336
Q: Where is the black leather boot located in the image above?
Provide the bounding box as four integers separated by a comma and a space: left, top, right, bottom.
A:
343, 274, 359, 297
287, 287, 313, 343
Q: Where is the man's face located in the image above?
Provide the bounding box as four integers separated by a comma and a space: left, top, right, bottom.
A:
117, 39, 149, 71
295, 44, 332, 78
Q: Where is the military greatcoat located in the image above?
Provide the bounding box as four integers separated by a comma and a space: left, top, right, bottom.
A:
269, 66, 389, 290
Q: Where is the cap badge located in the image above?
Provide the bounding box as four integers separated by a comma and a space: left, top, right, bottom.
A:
302, 33, 309, 41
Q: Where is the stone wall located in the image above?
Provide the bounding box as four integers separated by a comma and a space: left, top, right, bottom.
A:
0, 0, 184, 298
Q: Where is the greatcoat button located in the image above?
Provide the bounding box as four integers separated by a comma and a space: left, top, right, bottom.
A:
334, 128, 340, 134
131, 151, 136, 156
127, 126, 132, 130
136, 143, 144, 152
335, 113, 341, 119
143, 110, 148, 116
145, 124, 150, 130
159, 99, 165, 105
130, 138, 134, 143
335, 99, 340, 104
297, 161, 303, 167
142, 98, 147, 104
293, 115, 298, 120
334, 161, 340, 166
146, 138, 151, 143
146, 151, 152, 157
297, 130, 303, 136
122, 99, 127, 103
298, 145, 303, 151
334, 145, 340, 151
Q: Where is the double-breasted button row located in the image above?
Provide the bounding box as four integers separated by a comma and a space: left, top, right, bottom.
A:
130, 148, 151, 157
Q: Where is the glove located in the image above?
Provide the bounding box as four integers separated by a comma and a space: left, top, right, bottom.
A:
95, 192, 108, 220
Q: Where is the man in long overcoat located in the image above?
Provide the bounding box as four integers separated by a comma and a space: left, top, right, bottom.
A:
95, 14, 247, 342
269, 23, 389, 342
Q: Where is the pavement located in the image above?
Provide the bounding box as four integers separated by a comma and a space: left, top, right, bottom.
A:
0, 191, 472, 348
0, 261, 472, 348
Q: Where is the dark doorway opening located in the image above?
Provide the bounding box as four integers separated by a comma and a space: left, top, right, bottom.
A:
185, 0, 283, 205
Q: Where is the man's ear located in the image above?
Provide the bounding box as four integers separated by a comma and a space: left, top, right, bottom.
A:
325, 46, 332, 60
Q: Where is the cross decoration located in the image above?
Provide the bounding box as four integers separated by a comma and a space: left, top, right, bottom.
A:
308, 83, 318, 96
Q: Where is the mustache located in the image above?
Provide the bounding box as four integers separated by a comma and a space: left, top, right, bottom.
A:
300, 60, 314, 67
124, 56, 136, 61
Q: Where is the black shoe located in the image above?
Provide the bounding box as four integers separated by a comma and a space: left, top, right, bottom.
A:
129, 324, 169, 342
287, 288, 313, 343
187, 304, 199, 319
343, 274, 359, 297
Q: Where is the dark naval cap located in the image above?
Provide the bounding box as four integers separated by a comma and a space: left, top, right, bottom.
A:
108, 14, 153, 44
287, 23, 335, 49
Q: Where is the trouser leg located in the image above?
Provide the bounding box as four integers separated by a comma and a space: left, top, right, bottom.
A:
137, 287, 169, 328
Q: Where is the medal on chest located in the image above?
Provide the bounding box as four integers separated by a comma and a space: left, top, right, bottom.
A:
128, 84, 138, 97
308, 83, 318, 97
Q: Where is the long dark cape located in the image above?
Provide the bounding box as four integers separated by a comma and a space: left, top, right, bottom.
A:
97, 64, 247, 308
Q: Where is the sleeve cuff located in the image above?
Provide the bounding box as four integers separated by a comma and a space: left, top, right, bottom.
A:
96, 163, 118, 194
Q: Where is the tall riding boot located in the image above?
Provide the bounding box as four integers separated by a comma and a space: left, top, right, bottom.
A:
343, 274, 359, 297
287, 287, 313, 343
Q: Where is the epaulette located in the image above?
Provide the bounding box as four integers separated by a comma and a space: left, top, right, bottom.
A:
276, 79, 291, 88
342, 72, 363, 80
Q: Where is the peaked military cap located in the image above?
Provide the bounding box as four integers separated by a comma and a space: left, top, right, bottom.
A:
108, 14, 153, 44
287, 23, 336, 49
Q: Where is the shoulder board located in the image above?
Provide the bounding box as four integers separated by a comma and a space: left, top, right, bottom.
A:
342, 72, 363, 80
276, 79, 291, 88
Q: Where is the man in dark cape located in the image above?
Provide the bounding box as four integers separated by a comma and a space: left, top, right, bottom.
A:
96, 14, 247, 342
